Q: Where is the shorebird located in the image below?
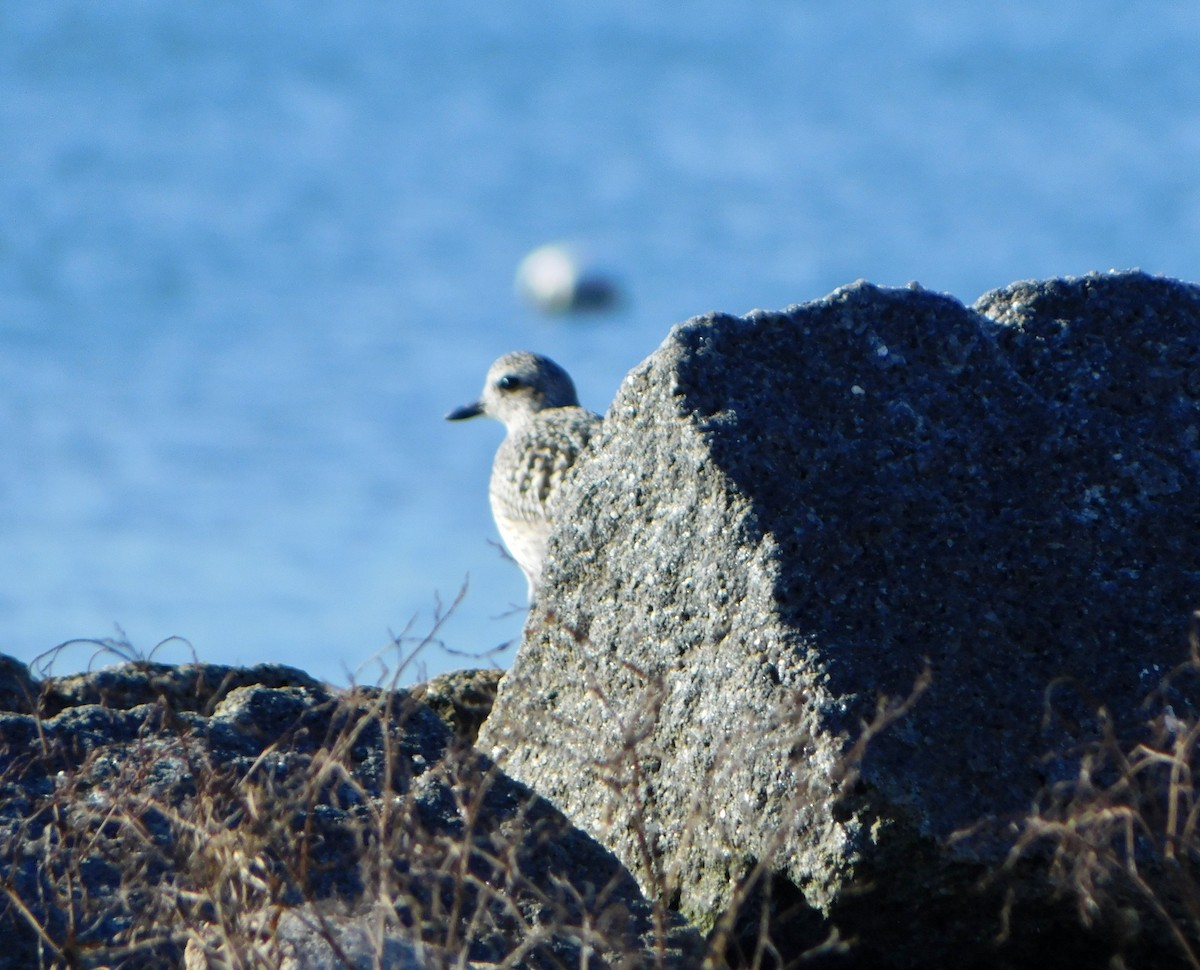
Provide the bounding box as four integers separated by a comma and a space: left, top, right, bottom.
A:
447, 352, 601, 600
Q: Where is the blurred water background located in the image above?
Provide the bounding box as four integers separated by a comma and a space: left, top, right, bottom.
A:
3, 2, 1199, 685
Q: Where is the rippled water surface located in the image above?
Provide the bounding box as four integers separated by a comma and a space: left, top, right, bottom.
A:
3, 2, 1199, 684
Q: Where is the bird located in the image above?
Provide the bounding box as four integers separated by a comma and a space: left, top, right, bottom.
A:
447, 352, 602, 601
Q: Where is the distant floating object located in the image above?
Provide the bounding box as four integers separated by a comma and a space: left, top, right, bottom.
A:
515, 243, 621, 315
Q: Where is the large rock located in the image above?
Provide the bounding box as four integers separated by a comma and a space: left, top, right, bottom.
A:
477, 272, 1200, 966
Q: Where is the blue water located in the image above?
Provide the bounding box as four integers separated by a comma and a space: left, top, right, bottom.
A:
3, 2, 1199, 686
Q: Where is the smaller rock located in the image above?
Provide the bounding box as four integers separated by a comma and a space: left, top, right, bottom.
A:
41, 661, 324, 716
0, 659, 700, 970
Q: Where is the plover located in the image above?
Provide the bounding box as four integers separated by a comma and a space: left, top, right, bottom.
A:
447, 352, 601, 601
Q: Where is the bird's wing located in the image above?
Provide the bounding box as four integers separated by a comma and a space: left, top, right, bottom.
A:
490, 408, 601, 524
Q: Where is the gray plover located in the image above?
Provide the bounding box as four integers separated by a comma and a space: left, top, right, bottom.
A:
447, 352, 601, 600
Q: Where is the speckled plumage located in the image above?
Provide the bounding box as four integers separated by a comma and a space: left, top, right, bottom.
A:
448, 352, 601, 599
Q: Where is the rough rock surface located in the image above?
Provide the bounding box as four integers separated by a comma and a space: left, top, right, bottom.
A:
36, 659, 324, 716
477, 272, 1200, 966
183, 903, 497, 970
409, 667, 502, 745
0, 656, 699, 969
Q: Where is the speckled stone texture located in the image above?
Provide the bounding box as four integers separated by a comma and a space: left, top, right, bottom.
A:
409, 667, 502, 745
476, 272, 1200, 966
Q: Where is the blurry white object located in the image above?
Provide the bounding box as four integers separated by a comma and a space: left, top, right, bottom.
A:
514, 243, 620, 315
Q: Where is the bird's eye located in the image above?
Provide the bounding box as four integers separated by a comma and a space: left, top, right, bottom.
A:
497, 375, 522, 391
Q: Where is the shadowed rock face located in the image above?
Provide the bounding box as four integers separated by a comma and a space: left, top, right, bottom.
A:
478, 272, 1200, 966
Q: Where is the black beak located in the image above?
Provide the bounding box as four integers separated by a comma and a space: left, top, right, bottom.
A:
446, 401, 484, 421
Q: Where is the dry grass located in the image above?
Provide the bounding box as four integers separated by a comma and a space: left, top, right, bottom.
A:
1001, 612, 1200, 968
0, 609, 688, 969
17, 596, 1196, 968
1, 692, 642, 968
0, 618, 932, 970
